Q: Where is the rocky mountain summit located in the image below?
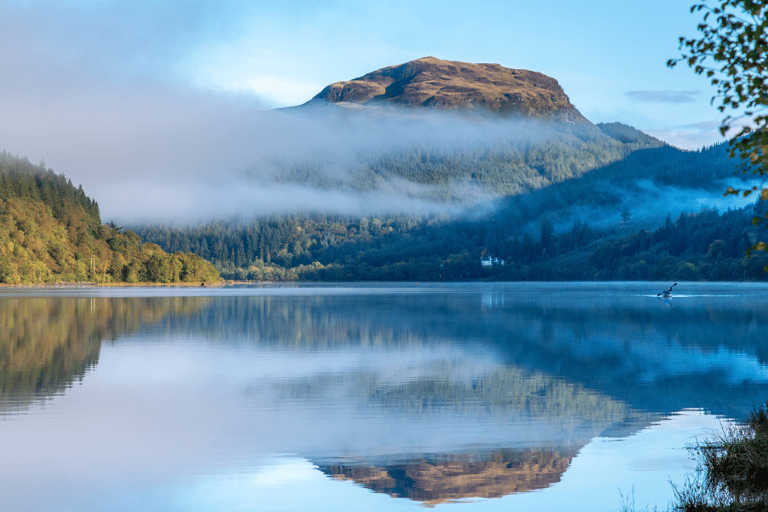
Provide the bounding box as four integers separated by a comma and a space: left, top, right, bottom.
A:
303, 56, 587, 122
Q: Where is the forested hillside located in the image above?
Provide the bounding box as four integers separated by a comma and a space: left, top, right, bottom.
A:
356, 123, 660, 196
135, 134, 765, 282
495, 139, 742, 229
0, 152, 219, 284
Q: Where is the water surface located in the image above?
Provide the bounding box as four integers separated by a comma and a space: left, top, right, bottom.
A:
1, 282, 767, 511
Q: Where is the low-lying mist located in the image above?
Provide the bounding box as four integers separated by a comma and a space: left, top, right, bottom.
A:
1, 0, 517, 223
94, 105, 570, 223
0, 0, 753, 230
537, 178, 765, 237
1, 53, 599, 225
3, 59, 754, 232
5, 0, 761, 247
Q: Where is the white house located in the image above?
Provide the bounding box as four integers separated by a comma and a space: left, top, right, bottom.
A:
480, 256, 505, 267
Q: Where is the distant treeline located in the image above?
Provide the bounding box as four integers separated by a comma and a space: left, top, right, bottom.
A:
490, 207, 768, 282
0, 152, 219, 284
355, 122, 664, 196
135, 202, 767, 283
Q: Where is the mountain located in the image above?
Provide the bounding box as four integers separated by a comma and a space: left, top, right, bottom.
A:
276, 59, 666, 199
130, 58, 764, 283
302, 56, 587, 122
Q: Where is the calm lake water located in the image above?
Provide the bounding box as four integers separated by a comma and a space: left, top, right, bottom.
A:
2, 282, 768, 511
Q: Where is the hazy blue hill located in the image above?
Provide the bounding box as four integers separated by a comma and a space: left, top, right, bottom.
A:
497, 140, 741, 230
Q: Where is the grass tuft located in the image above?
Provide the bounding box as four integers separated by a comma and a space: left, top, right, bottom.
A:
619, 402, 768, 512
673, 401, 768, 511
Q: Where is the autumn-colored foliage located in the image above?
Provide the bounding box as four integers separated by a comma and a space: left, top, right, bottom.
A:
0, 151, 219, 284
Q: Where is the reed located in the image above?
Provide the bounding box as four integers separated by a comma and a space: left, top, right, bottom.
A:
619, 403, 768, 512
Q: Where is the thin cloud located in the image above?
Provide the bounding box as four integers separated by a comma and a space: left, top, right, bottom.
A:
678, 120, 721, 131
646, 116, 757, 150
625, 90, 700, 104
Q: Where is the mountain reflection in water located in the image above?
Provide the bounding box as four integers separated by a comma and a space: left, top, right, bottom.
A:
0, 283, 767, 511
319, 448, 579, 505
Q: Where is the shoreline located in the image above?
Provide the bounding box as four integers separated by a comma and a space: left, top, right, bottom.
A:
0, 281, 226, 289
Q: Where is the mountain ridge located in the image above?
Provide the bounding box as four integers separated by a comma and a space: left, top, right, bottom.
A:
302, 56, 588, 123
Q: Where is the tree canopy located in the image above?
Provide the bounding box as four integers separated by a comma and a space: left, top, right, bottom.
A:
0, 152, 220, 284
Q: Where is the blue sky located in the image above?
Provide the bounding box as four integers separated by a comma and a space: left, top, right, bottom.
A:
0, 0, 733, 220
